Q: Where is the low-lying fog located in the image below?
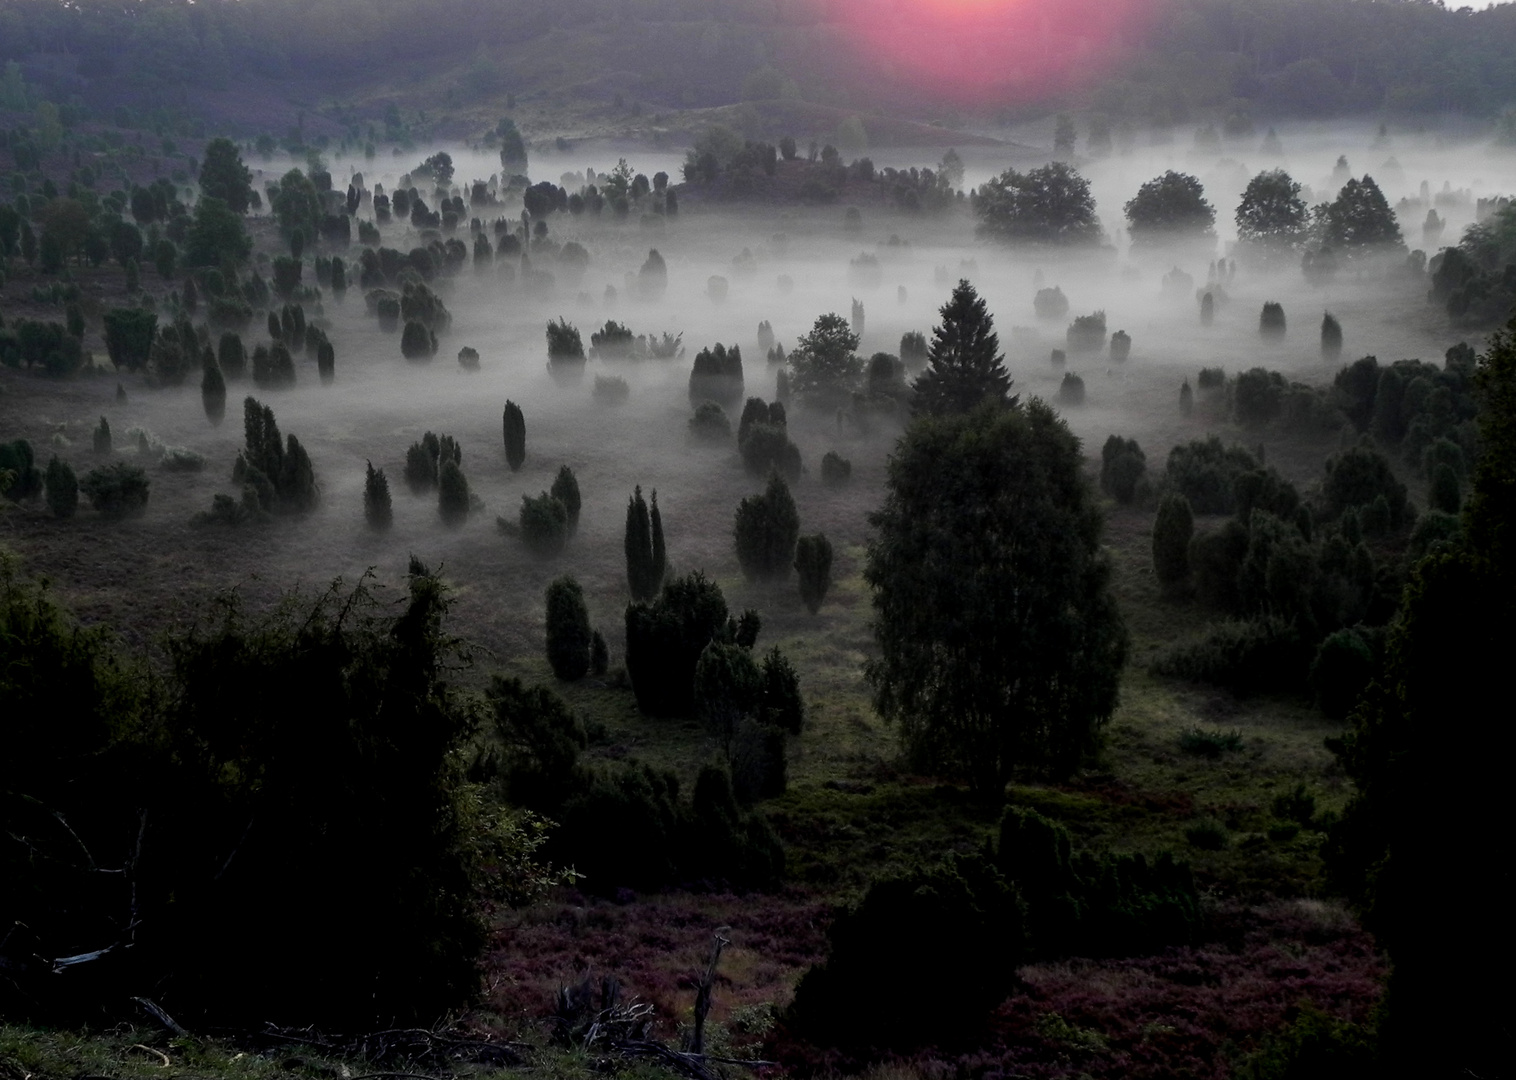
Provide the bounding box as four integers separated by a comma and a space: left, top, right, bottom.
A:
43, 121, 1515, 649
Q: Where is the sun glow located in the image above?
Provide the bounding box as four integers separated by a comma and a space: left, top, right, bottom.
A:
831, 0, 1156, 105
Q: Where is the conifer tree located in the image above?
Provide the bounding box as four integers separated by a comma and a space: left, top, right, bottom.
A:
438, 459, 470, 525
795, 533, 834, 613
45, 456, 78, 518
545, 575, 593, 680
625, 485, 655, 600
912, 280, 1015, 416
92, 415, 111, 455
551, 465, 581, 534
650, 490, 667, 593
1152, 492, 1194, 588
734, 472, 801, 581
202, 349, 227, 426
1321, 312, 1343, 360
364, 460, 392, 529
502, 400, 525, 471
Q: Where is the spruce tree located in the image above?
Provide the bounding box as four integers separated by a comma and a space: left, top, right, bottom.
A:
545, 575, 593, 680
912, 280, 1015, 416
551, 465, 581, 534
795, 533, 834, 613
625, 485, 655, 600
45, 456, 78, 519
734, 472, 801, 581
364, 460, 392, 529
502, 400, 525, 471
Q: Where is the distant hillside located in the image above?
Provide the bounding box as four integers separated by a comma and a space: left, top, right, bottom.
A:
2, 0, 1515, 146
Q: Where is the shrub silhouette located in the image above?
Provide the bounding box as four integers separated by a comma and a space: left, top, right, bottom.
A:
80, 461, 150, 516
1152, 493, 1195, 588
44, 456, 78, 518
624, 571, 742, 718
689, 401, 732, 442
545, 576, 593, 680
364, 460, 392, 530
1099, 435, 1145, 504
734, 472, 800, 581
437, 459, 470, 525
551, 466, 581, 533
794, 533, 833, 613
502, 400, 526, 470
518, 492, 569, 556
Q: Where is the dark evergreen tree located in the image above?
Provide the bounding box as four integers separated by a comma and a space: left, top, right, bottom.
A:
1152, 492, 1194, 588
625, 485, 657, 600
202, 351, 227, 426
865, 401, 1128, 791
1180, 379, 1194, 416
795, 533, 834, 613
218, 331, 247, 380
623, 571, 738, 718
1260, 301, 1287, 338
912, 280, 1015, 416
1099, 435, 1146, 504
199, 137, 255, 214
44, 456, 78, 519
1322, 312, 1344, 359
734, 472, 801, 582
551, 465, 581, 534
518, 492, 569, 556
317, 340, 335, 384
650, 491, 667, 593
438, 459, 470, 525
364, 460, 392, 530
545, 576, 593, 681
590, 630, 609, 676
502, 400, 525, 470
79, 461, 150, 516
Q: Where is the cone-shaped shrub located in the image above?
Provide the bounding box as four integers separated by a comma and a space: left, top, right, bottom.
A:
438, 459, 470, 525
1321, 312, 1343, 359
364, 460, 392, 529
202, 352, 227, 426
551, 465, 581, 534
502, 400, 525, 470
545, 575, 593, 680
92, 416, 111, 455
795, 533, 834, 613
734, 472, 800, 582
45, 456, 78, 518
1153, 492, 1194, 588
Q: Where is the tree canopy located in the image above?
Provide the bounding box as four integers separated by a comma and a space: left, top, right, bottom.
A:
975, 162, 1102, 246
1236, 168, 1309, 256
1123, 171, 1215, 243
1318, 176, 1403, 251
786, 313, 862, 405
864, 401, 1128, 792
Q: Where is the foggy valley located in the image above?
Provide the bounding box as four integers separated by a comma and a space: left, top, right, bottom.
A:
3, 2, 1515, 1079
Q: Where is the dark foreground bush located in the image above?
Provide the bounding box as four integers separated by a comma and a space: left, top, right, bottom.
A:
0, 563, 526, 1027
786, 855, 1023, 1053
1310, 627, 1376, 719
624, 571, 758, 718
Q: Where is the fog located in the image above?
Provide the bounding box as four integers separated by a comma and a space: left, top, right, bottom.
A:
45, 120, 1512, 655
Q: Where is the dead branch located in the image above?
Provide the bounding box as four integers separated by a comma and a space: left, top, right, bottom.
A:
132, 996, 189, 1038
